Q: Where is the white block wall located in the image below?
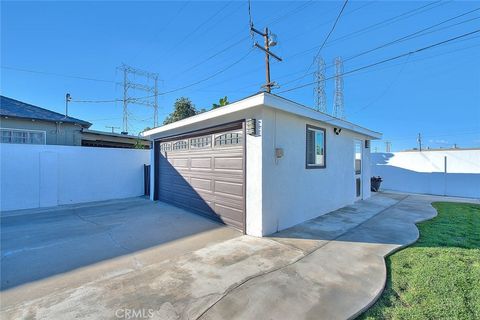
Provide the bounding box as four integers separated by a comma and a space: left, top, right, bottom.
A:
371, 150, 480, 199
0, 144, 150, 211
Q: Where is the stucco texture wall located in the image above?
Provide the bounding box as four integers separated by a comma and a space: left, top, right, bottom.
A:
0, 144, 150, 211
1, 118, 84, 146
260, 108, 372, 235
371, 150, 480, 198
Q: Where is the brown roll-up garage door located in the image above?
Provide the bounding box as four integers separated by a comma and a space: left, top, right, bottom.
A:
156, 122, 245, 232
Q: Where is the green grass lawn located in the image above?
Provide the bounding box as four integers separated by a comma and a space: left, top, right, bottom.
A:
360, 202, 480, 320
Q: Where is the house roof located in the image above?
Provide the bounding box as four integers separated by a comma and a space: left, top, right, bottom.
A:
0, 95, 92, 128
142, 92, 382, 139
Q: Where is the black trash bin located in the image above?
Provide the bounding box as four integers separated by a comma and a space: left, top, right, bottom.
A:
371, 176, 382, 192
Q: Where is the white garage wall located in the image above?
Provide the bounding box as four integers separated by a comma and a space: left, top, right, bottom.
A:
261, 108, 373, 235
371, 150, 480, 199
0, 144, 150, 211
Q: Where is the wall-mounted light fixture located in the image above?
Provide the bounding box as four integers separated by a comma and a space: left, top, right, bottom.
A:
275, 147, 284, 159
333, 127, 342, 135
246, 119, 257, 136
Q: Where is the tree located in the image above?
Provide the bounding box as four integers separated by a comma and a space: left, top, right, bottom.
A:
212, 96, 229, 109
163, 97, 197, 125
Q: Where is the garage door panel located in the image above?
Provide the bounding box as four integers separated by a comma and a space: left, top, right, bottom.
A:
190, 157, 212, 169
214, 157, 243, 170
190, 177, 212, 192
214, 180, 243, 197
157, 126, 245, 232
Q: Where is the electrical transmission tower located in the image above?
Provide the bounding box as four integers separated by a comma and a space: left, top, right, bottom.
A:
314, 56, 327, 113
117, 64, 159, 134
333, 57, 345, 119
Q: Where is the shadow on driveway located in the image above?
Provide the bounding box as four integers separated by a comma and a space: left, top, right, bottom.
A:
1, 198, 241, 291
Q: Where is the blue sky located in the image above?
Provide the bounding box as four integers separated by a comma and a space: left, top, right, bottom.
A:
1, 0, 479, 151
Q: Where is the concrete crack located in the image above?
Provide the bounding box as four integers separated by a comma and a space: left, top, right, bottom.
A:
195, 195, 410, 320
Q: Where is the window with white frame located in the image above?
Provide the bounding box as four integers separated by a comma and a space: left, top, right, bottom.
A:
306, 125, 326, 168
0, 128, 46, 145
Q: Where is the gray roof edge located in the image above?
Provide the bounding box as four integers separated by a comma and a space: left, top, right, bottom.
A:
0, 95, 92, 127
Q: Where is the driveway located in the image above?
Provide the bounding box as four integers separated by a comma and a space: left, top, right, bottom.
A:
0, 198, 241, 305
1, 193, 470, 319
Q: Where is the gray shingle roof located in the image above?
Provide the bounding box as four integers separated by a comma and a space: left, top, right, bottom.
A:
0, 95, 92, 128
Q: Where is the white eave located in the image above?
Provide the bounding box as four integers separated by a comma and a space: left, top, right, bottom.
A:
142, 93, 382, 140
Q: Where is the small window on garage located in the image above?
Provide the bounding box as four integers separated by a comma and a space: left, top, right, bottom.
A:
306, 125, 326, 168
214, 131, 243, 147
160, 142, 171, 152
190, 136, 211, 149
172, 140, 188, 151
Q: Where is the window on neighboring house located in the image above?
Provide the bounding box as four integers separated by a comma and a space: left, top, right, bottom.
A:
306, 125, 326, 168
0, 128, 46, 145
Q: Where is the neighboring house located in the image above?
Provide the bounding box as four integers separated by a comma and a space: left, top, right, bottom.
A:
81, 129, 150, 149
143, 92, 382, 237
0, 96, 149, 149
0, 95, 91, 146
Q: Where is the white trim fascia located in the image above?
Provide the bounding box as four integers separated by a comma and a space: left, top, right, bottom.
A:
142, 93, 382, 140
263, 94, 382, 139
141, 94, 264, 138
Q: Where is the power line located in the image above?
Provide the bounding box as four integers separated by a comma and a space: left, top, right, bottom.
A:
305, 0, 349, 76
131, 1, 191, 62
1, 66, 116, 83
131, 48, 254, 100
166, 2, 234, 55
171, 0, 318, 78
285, 0, 449, 62
279, 8, 480, 89
277, 29, 480, 94
203, 0, 459, 92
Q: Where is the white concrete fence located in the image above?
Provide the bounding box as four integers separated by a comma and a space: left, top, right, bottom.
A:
371, 150, 480, 199
0, 144, 150, 212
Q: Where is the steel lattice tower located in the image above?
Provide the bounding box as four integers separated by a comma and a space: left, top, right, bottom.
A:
333, 57, 345, 119
314, 56, 327, 113
118, 64, 159, 134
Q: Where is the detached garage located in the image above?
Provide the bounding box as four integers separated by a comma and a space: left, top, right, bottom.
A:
143, 93, 381, 237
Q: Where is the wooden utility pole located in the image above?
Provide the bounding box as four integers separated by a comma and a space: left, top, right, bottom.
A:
251, 26, 282, 93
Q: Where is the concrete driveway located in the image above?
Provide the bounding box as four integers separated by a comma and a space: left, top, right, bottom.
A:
1, 193, 472, 320
0, 198, 241, 305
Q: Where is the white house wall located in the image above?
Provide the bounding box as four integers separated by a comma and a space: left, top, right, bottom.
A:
0, 144, 150, 211
260, 108, 372, 235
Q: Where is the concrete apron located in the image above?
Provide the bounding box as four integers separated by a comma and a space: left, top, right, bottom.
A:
1, 193, 442, 320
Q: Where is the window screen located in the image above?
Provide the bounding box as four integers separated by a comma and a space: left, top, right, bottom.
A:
0, 128, 45, 145
306, 125, 326, 168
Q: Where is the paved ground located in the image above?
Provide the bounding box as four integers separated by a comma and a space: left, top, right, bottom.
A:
1, 193, 474, 320
1, 198, 241, 304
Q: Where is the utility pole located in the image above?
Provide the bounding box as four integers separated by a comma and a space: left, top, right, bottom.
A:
105, 126, 120, 133
122, 67, 128, 134
65, 93, 72, 117
251, 26, 282, 93
385, 141, 391, 153
417, 133, 422, 151
118, 64, 159, 134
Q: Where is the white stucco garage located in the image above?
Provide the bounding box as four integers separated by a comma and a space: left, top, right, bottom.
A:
143, 93, 382, 237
